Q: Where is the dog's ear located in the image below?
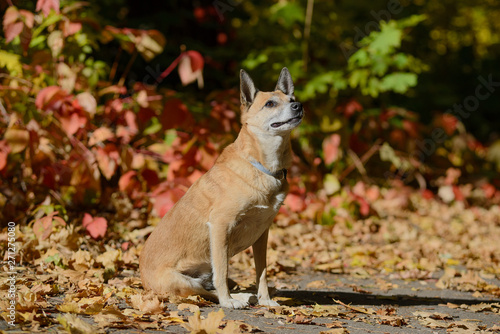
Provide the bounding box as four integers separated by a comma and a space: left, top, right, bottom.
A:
275, 67, 294, 96
240, 69, 257, 105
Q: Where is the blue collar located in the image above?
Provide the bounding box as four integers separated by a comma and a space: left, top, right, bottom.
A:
250, 160, 287, 180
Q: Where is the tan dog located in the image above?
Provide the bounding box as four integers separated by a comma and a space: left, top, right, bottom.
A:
139, 68, 303, 308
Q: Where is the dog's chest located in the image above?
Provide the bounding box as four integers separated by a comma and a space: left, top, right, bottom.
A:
228, 190, 286, 256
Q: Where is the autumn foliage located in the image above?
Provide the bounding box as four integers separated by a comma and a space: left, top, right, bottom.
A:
0, 1, 235, 239
1, 1, 500, 331
1, 0, 500, 238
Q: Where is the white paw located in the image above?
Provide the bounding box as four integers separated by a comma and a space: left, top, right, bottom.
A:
258, 298, 280, 307
219, 298, 249, 309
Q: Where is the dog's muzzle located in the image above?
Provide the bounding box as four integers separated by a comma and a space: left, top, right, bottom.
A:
270, 102, 304, 128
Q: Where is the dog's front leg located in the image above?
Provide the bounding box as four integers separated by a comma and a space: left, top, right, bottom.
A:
207, 221, 248, 309
252, 228, 279, 306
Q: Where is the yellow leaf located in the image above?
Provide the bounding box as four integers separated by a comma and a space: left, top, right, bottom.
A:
56, 302, 81, 314
178, 303, 200, 313
0, 50, 22, 74
129, 293, 164, 315
57, 313, 97, 334
182, 309, 225, 334
4, 127, 29, 154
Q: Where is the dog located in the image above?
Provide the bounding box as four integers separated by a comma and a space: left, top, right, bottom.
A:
139, 67, 304, 308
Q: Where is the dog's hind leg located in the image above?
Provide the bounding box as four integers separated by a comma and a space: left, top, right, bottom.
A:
143, 268, 217, 301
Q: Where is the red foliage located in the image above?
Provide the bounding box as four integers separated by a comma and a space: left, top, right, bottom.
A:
36, 0, 60, 16
323, 134, 341, 165
82, 213, 108, 239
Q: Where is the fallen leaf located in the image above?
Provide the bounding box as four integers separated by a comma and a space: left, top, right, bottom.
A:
182, 309, 225, 334
82, 213, 107, 239
129, 293, 164, 314
178, 303, 200, 313
57, 313, 96, 334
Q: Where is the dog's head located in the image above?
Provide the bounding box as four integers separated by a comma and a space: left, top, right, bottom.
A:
240, 68, 304, 135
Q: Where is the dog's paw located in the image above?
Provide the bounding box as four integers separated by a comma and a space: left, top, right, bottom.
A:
258, 298, 280, 307
219, 298, 249, 309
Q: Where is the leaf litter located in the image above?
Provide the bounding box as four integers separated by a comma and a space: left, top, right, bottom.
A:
1, 187, 500, 332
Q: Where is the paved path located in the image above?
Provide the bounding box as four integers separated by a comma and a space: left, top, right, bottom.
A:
2, 272, 499, 333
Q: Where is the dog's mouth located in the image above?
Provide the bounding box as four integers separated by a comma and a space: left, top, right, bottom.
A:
271, 111, 304, 128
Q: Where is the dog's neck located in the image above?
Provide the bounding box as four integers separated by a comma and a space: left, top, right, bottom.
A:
236, 124, 292, 172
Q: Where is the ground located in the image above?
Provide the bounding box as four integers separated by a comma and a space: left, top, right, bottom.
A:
1, 190, 500, 333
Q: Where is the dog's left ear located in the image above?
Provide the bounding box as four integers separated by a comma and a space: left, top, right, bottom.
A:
240, 69, 257, 106
275, 67, 294, 96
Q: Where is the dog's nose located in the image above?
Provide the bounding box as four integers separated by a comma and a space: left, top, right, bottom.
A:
291, 102, 302, 111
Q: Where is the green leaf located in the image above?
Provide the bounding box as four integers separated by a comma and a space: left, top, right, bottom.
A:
298, 71, 346, 100
380, 142, 402, 168
0, 50, 22, 74
487, 140, 500, 171
380, 72, 417, 93
242, 53, 268, 70
348, 49, 370, 68
367, 21, 402, 55
348, 69, 369, 89
324, 174, 341, 195
32, 13, 63, 39
269, 2, 304, 28
371, 56, 389, 76
143, 117, 162, 135
396, 14, 427, 29
393, 53, 409, 69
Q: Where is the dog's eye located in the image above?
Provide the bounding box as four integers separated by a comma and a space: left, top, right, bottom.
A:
265, 101, 275, 108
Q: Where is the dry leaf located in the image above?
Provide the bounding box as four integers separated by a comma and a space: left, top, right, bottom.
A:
182, 309, 225, 334
129, 293, 164, 314
57, 313, 97, 334
178, 303, 200, 313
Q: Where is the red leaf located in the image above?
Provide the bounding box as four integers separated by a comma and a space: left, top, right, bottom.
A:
125, 110, 138, 134
119, 170, 137, 192
0, 140, 10, 171
358, 196, 370, 216
137, 107, 156, 124
186, 50, 204, 72
178, 51, 204, 88
161, 98, 194, 130
340, 99, 363, 118
94, 144, 120, 180
440, 114, 458, 136
323, 134, 341, 165
36, 0, 60, 16
402, 120, 419, 138
421, 189, 434, 200
284, 192, 306, 212
5, 21, 23, 44
482, 183, 496, 199
153, 188, 185, 217
82, 213, 107, 239
62, 20, 82, 37
141, 169, 159, 188
452, 185, 465, 202
3, 7, 18, 28
59, 112, 86, 136
19, 10, 34, 29
365, 186, 380, 202
444, 168, 461, 185
35, 86, 67, 111
352, 181, 366, 197
349, 133, 368, 154
33, 211, 66, 241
